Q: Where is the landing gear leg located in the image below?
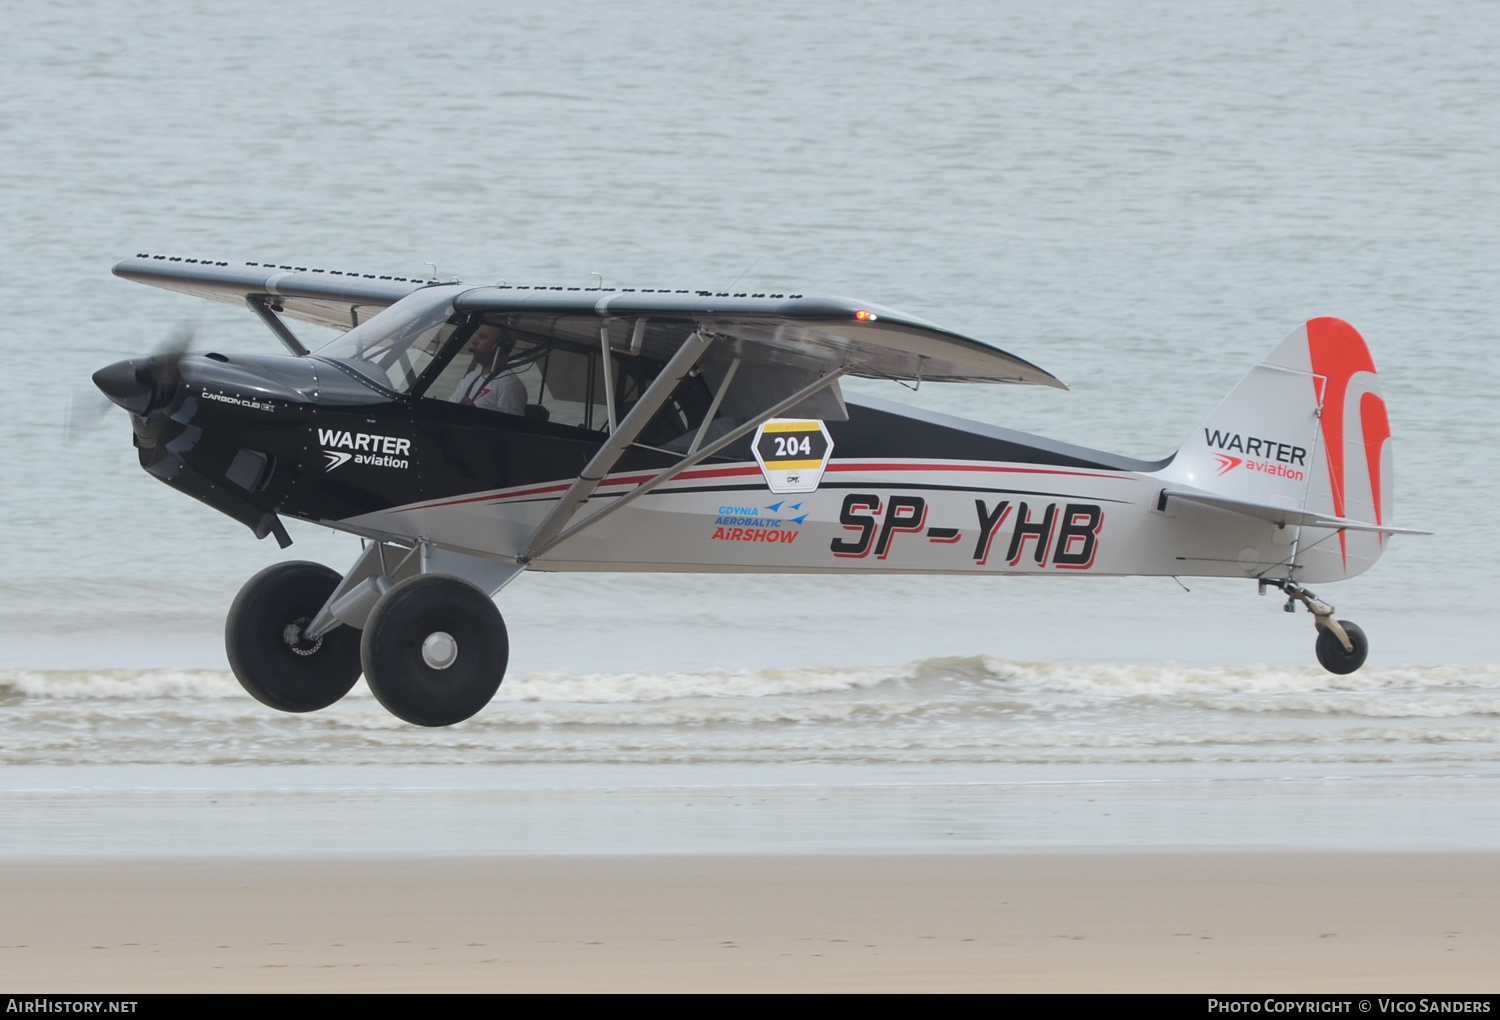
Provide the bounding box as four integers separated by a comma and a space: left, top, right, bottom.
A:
1260, 578, 1369, 675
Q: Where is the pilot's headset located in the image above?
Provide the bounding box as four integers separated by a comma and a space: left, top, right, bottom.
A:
480, 322, 519, 380
495, 326, 518, 362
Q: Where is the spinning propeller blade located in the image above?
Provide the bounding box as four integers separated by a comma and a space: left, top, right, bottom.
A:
92, 324, 197, 415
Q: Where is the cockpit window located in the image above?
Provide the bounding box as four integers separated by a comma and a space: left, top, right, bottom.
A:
312, 286, 463, 393
313, 294, 715, 444
423, 325, 561, 421
417, 315, 714, 443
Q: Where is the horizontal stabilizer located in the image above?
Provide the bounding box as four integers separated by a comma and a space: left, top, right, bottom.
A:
1160, 488, 1431, 536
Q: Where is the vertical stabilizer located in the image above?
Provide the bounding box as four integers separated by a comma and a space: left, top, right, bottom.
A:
1160, 318, 1393, 579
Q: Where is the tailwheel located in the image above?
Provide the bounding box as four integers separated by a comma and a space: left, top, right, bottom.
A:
226, 561, 364, 712
1315, 620, 1368, 675
361, 574, 509, 727
1262, 579, 1371, 676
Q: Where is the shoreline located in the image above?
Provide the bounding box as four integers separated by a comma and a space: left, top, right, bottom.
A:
6, 764, 1500, 858
2, 851, 1496, 992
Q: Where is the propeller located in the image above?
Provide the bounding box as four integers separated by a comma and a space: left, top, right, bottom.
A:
64, 389, 115, 443
91, 324, 196, 417
77, 324, 198, 449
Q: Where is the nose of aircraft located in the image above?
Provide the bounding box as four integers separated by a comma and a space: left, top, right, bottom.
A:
92, 354, 183, 415
92, 358, 150, 413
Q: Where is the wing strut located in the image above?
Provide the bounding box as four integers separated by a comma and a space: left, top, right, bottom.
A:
521, 331, 715, 560
526, 363, 850, 562
599, 324, 618, 432
245, 295, 310, 356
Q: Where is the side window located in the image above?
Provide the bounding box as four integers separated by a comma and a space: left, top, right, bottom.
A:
617, 359, 714, 448
417, 322, 712, 440
537, 345, 606, 429
422, 326, 544, 418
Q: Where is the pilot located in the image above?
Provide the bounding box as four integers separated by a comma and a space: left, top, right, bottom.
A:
450, 322, 526, 415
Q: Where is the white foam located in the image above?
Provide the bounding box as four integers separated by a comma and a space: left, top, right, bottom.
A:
0, 668, 246, 700
492, 663, 910, 703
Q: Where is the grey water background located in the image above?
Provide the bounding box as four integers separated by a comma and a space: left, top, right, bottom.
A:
1, 0, 1498, 853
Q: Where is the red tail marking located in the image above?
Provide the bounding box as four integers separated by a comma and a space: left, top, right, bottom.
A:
1306, 317, 1375, 566
1213, 453, 1242, 476
1361, 391, 1391, 536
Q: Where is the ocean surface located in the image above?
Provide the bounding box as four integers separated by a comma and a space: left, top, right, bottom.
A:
0, 0, 1497, 854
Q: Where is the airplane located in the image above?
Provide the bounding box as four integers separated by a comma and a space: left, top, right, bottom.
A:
93, 253, 1428, 727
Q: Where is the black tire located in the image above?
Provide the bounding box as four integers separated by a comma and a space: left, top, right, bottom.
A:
226, 561, 363, 713
361, 574, 508, 727
1315, 620, 1369, 675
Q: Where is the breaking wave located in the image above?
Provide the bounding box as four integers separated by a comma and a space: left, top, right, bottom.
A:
4, 659, 1499, 766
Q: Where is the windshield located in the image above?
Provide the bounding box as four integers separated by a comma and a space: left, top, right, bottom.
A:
313, 285, 464, 393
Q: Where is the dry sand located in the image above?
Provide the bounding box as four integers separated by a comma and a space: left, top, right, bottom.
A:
2, 852, 1497, 992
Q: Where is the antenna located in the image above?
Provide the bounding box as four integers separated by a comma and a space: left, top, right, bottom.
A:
727, 257, 760, 292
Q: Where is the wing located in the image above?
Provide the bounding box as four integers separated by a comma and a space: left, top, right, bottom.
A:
453, 288, 1065, 388
114, 254, 1064, 388
113, 254, 428, 332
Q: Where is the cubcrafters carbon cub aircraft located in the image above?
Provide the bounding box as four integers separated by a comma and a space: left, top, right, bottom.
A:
95, 254, 1427, 726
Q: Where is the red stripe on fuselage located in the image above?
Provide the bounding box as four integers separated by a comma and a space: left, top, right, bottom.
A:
396, 461, 1126, 514
396, 466, 764, 513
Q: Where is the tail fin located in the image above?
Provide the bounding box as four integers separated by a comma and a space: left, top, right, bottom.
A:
1162, 317, 1395, 578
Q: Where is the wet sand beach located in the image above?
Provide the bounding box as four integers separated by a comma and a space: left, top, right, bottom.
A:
3, 852, 1497, 992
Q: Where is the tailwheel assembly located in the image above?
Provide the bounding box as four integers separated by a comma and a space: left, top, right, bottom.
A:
1261, 578, 1369, 675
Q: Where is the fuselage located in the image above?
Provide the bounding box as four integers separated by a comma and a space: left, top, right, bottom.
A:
95, 348, 1359, 584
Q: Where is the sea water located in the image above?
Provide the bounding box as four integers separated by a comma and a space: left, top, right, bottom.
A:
0, 0, 1497, 853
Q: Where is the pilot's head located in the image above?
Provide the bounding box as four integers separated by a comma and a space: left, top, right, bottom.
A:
469, 322, 516, 363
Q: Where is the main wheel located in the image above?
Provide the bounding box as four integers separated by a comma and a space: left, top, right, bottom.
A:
226, 561, 363, 712
360, 574, 508, 727
1315, 620, 1368, 675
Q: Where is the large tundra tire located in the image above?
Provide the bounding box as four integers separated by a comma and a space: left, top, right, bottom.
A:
226, 561, 363, 713
360, 574, 508, 727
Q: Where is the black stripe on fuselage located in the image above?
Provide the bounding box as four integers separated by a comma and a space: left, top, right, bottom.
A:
835, 395, 1173, 472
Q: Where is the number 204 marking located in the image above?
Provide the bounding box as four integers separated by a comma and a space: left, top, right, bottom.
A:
774, 435, 814, 457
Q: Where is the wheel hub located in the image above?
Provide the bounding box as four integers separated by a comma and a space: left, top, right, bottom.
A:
284, 618, 324, 657
421, 631, 459, 670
